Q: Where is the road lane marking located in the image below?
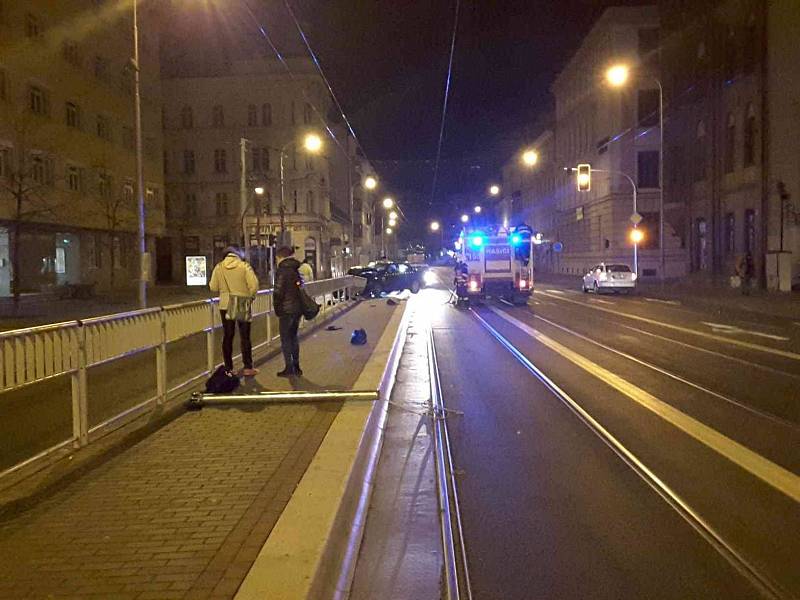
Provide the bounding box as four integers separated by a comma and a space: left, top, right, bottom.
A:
488, 306, 800, 504
643, 297, 681, 306
702, 322, 790, 342
589, 297, 614, 305
544, 288, 565, 294
537, 291, 800, 362
525, 311, 798, 429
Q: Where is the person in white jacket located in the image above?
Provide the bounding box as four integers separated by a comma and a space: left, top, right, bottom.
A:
209, 246, 259, 376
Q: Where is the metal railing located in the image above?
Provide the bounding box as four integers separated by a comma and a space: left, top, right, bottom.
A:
0, 276, 362, 479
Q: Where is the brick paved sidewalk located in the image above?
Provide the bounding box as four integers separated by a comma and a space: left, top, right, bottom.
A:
0, 299, 398, 600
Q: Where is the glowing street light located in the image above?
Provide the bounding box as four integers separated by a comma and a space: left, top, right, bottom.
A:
606, 64, 630, 88
388, 210, 398, 220
388, 218, 397, 228
474, 205, 482, 214
630, 228, 644, 244
383, 197, 394, 209
303, 133, 323, 153
522, 149, 539, 167
460, 214, 469, 223
489, 184, 501, 196
386, 227, 393, 235
364, 175, 377, 190
254, 186, 265, 196
430, 221, 440, 232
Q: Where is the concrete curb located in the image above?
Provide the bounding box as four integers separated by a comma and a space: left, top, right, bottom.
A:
235, 300, 411, 600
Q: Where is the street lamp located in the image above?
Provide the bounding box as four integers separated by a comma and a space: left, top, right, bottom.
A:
386, 227, 393, 235
461, 214, 469, 223
489, 184, 500, 196
279, 132, 323, 246
364, 175, 377, 190
254, 186, 265, 196
388, 210, 398, 221
606, 62, 665, 281
474, 205, 482, 214
388, 218, 397, 228
383, 197, 394, 209
132, 0, 147, 308
430, 221, 440, 232
522, 149, 539, 167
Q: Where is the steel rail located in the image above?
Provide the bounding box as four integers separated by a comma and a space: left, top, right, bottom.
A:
428, 325, 473, 600
189, 390, 378, 408
471, 308, 791, 600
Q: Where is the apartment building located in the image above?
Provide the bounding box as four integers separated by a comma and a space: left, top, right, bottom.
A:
0, 0, 164, 296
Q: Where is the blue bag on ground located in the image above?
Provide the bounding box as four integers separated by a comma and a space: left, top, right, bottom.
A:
206, 365, 240, 393
350, 328, 367, 345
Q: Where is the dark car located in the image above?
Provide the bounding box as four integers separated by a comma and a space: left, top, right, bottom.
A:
349, 262, 424, 297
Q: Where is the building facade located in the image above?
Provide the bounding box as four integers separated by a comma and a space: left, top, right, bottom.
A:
661, 0, 799, 289
161, 58, 376, 284
0, 0, 165, 296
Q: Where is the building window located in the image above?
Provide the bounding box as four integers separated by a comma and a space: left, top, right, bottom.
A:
306, 190, 314, 214
65, 102, 80, 129
96, 115, 111, 141
144, 137, 156, 159
724, 113, 736, 173
112, 235, 123, 269
163, 151, 169, 175
744, 209, 756, 255
694, 121, 706, 181
291, 149, 297, 170
66, 165, 82, 192
292, 190, 298, 213
180, 105, 193, 129
262, 103, 272, 125
303, 102, 313, 124
25, 13, 43, 38
305, 155, 314, 171
185, 193, 197, 217
252, 147, 269, 172
29, 86, 48, 115
212, 104, 224, 127
725, 213, 735, 254
213, 149, 227, 173
247, 104, 258, 126
98, 173, 112, 198
638, 28, 659, 56
0, 68, 6, 101
744, 15, 758, 74
637, 89, 659, 128
123, 182, 133, 202
215, 192, 228, 216
31, 155, 46, 184
122, 126, 134, 150
183, 150, 196, 175
0, 146, 11, 178
94, 55, 108, 81
724, 28, 737, 81
290, 102, 296, 125
743, 103, 756, 166
637, 151, 659, 188
62, 41, 80, 67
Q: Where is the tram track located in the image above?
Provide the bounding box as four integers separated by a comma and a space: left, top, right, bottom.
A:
469, 305, 795, 600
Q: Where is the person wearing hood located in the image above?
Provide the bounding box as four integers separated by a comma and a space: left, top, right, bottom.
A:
209, 246, 259, 376
273, 246, 304, 377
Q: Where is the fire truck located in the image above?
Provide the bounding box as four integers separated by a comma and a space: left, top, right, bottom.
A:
455, 225, 533, 305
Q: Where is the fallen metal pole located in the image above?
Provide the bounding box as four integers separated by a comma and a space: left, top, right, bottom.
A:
188, 390, 378, 409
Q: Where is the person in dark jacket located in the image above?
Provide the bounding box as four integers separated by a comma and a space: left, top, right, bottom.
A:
273, 246, 303, 377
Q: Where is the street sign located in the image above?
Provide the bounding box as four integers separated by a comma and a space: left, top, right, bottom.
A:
630, 212, 643, 226
553, 242, 563, 253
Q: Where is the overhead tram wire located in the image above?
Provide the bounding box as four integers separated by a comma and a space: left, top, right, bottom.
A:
430, 0, 462, 208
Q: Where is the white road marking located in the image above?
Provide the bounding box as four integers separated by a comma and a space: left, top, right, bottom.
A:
536, 291, 800, 361
488, 306, 800, 504
702, 322, 790, 342
545, 288, 565, 294
643, 297, 681, 306
589, 298, 614, 305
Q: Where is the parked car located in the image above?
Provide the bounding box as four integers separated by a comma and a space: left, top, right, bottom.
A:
582, 263, 637, 293
349, 262, 425, 296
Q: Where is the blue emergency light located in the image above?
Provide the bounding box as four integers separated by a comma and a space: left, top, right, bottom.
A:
469, 234, 484, 248
510, 233, 522, 245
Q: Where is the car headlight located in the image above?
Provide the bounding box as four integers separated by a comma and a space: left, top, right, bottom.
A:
423, 270, 437, 286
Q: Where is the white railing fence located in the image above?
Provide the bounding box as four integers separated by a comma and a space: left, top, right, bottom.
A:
0, 276, 362, 479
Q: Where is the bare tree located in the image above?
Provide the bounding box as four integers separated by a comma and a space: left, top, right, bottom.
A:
0, 113, 61, 309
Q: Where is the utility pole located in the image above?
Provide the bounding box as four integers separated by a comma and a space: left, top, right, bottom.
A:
132, 0, 147, 308
240, 138, 248, 247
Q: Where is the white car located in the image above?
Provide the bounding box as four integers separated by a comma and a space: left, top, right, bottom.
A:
582, 263, 637, 293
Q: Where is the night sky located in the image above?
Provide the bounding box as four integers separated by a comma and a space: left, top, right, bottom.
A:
165, 0, 652, 242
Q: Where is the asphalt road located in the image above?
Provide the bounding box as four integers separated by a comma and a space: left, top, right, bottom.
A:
422, 268, 799, 599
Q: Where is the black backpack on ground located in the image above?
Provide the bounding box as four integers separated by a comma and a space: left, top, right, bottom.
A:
206, 366, 240, 394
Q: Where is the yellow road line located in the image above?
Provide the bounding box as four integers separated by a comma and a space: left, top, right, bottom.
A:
489, 306, 800, 504
537, 291, 800, 362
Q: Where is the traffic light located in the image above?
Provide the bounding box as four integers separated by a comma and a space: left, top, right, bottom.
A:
577, 164, 591, 192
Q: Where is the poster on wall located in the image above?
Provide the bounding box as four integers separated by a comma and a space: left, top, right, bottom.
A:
185, 256, 207, 286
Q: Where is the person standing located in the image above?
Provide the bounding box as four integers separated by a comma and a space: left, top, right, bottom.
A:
273, 246, 304, 377
209, 246, 259, 376
298, 256, 315, 283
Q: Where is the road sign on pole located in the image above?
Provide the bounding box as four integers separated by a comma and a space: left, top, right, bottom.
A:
630, 212, 643, 226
